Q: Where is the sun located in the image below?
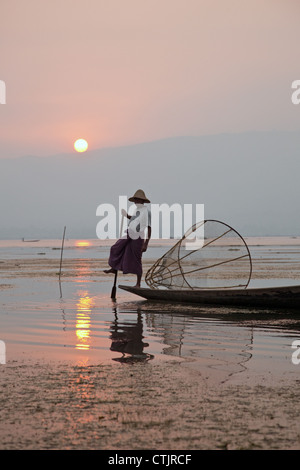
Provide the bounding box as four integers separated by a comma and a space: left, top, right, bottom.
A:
74, 139, 88, 153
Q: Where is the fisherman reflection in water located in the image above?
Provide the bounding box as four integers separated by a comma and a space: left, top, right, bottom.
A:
110, 307, 154, 363
104, 189, 151, 287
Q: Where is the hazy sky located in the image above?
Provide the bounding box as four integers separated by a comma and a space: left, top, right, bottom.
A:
1, 0, 300, 158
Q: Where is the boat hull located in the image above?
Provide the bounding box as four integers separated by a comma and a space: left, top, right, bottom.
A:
118, 284, 300, 309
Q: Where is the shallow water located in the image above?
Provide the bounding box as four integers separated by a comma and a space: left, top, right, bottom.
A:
1, 239, 300, 381
1, 273, 300, 386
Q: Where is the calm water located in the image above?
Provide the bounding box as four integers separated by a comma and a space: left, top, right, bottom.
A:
1, 238, 300, 381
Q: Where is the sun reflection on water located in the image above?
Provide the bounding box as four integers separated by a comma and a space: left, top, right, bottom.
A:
76, 291, 94, 350
76, 240, 91, 247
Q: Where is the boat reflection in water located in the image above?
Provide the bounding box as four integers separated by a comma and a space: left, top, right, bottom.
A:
112, 301, 257, 381
109, 307, 154, 363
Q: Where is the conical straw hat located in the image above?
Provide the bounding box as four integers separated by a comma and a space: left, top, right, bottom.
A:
129, 189, 150, 203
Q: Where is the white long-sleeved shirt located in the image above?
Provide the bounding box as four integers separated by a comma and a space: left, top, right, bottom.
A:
128, 204, 151, 240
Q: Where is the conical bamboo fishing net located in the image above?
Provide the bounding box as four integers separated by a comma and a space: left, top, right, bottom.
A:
145, 220, 252, 290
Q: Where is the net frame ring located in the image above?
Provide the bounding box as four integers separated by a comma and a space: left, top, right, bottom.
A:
145, 219, 253, 290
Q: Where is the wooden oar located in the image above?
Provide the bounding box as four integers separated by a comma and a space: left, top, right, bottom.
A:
111, 214, 124, 300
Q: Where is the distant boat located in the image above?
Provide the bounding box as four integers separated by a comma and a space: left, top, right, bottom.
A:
22, 238, 40, 242
119, 284, 300, 310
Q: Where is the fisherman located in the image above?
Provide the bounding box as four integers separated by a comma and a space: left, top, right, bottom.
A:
104, 189, 151, 287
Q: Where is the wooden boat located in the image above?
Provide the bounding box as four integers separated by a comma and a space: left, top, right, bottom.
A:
118, 284, 300, 309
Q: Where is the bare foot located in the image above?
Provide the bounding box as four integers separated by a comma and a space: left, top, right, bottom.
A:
134, 275, 142, 288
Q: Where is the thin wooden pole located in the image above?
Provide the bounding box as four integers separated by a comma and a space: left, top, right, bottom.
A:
59, 226, 66, 281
